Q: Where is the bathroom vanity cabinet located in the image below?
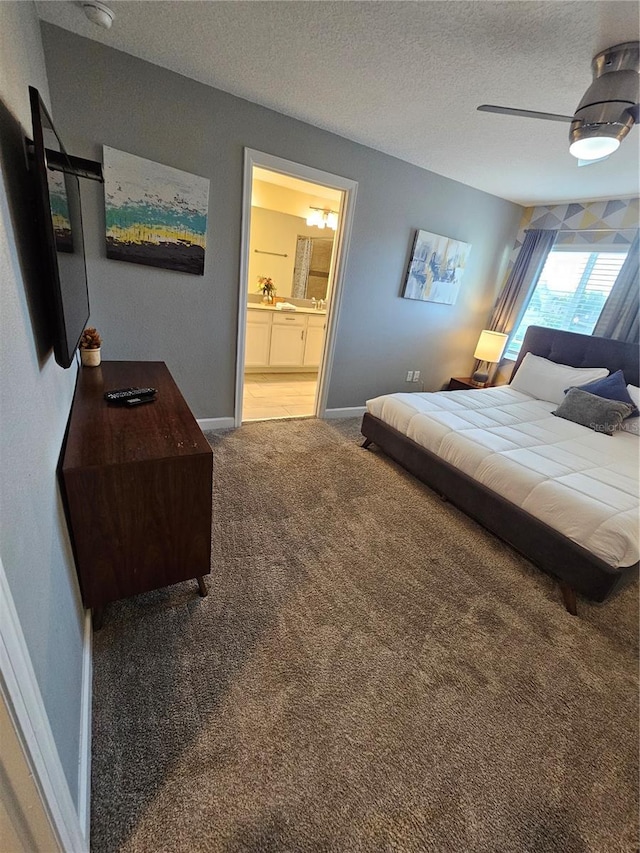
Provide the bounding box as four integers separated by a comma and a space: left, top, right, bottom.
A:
245, 306, 326, 370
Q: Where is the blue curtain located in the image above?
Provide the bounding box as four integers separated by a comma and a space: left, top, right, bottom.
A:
593, 232, 639, 344
489, 229, 557, 335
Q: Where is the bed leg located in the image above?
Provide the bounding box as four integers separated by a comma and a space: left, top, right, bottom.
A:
559, 581, 578, 616
361, 438, 372, 449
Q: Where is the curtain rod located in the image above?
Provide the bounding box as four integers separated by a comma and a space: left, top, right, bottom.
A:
525, 226, 638, 234
558, 226, 638, 234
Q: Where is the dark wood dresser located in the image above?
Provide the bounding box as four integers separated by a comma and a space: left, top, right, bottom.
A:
61, 362, 212, 621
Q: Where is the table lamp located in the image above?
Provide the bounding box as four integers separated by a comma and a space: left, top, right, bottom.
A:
472, 330, 508, 386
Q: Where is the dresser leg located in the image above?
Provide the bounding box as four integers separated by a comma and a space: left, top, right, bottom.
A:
92, 607, 104, 631
361, 438, 372, 449
559, 581, 577, 616
197, 576, 208, 597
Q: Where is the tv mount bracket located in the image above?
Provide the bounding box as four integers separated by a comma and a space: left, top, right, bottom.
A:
26, 139, 104, 183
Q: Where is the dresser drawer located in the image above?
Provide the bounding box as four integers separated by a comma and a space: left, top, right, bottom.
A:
272, 313, 306, 327
246, 309, 271, 324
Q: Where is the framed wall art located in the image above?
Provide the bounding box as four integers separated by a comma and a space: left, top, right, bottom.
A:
103, 146, 209, 275
402, 229, 471, 305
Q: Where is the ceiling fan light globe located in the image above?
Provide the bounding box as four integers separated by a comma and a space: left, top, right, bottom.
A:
569, 136, 620, 160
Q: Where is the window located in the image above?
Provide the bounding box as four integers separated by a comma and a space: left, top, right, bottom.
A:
505, 248, 628, 360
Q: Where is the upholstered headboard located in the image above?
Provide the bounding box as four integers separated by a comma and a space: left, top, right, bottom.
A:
512, 326, 640, 387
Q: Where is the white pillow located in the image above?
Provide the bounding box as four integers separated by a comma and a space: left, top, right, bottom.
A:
510, 353, 609, 405
621, 385, 640, 434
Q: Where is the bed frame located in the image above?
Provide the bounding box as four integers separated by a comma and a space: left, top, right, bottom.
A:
361, 326, 639, 614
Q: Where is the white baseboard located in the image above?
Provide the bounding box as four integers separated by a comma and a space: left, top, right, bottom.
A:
323, 406, 366, 419
197, 417, 235, 431
199, 412, 364, 426
77, 610, 93, 842
244, 365, 317, 373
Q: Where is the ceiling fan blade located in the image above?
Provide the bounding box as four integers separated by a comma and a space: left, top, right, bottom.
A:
477, 104, 573, 123
577, 155, 611, 167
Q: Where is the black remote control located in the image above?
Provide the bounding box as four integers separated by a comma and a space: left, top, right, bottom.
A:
124, 396, 156, 407
104, 387, 157, 404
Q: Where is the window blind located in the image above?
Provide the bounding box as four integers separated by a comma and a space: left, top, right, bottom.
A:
506, 250, 628, 359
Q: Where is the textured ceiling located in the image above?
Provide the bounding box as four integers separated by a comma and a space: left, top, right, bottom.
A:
36, 1, 640, 206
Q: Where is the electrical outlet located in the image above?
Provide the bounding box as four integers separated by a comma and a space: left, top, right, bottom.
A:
406, 370, 413, 382
413, 370, 421, 382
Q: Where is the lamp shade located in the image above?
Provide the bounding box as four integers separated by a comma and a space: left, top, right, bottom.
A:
473, 330, 508, 363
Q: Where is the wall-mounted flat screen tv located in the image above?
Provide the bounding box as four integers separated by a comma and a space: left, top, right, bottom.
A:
28, 86, 89, 369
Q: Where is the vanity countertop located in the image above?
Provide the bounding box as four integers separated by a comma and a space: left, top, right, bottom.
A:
247, 303, 326, 316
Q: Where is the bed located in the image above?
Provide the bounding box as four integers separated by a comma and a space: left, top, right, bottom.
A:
360, 326, 639, 614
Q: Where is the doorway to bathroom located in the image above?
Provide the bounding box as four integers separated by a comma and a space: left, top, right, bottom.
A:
235, 150, 358, 426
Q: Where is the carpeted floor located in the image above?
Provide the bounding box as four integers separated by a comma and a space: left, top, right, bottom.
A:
91, 417, 639, 853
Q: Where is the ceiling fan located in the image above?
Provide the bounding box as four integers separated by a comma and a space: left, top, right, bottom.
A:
478, 41, 639, 166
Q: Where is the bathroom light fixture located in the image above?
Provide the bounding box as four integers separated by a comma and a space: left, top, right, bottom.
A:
306, 207, 339, 231
471, 330, 508, 386
81, 1, 114, 29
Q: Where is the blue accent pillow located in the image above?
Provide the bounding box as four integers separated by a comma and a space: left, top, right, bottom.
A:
565, 370, 639, 418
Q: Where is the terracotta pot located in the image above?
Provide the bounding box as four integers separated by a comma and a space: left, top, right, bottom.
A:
80, 347, 101, 367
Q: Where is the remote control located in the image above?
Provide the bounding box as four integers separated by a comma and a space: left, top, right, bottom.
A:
124, 396, 156, 407
104, 387, 157, 403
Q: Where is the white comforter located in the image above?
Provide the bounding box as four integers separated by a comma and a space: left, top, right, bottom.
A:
366, 386, 639, 568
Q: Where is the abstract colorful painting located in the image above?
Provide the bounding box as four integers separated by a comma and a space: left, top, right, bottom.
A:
103, 147, 209, 275
402, 229, 471, 305
47, 169, 73, 253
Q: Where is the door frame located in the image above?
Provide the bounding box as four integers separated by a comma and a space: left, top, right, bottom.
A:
0, 556, 90, 851
235, 149, 358, 427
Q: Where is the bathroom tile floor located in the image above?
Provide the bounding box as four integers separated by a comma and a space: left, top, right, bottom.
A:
242, 372, 318, 421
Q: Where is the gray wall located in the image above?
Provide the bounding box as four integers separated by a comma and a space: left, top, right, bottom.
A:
0, 3, 85, 805
42, 24, 522, 416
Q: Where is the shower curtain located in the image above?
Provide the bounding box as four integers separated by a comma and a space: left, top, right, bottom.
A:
292, 237, 313, 299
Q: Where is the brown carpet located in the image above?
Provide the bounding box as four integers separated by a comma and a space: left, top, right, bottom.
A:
91, 417, 639, 853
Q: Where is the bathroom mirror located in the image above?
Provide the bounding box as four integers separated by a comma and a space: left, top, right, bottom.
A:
291, 236, 333, 300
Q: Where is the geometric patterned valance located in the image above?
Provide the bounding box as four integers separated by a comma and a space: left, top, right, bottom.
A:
514, 197, 638, 249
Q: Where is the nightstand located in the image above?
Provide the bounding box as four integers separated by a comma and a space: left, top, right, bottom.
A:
447, 376, 496, 391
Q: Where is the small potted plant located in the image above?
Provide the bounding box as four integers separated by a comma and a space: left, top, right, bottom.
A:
79, 327, 102, 367
257, 276, 276, 304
